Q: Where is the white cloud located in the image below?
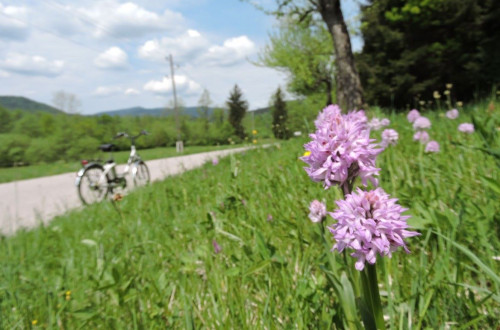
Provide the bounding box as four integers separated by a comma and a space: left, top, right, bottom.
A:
143, 75, 201, 95
0, 53, 64, 77
0, 70, 10, 78
138, 29, 209, 63
202, 36, 256, 66
79, 1, 185, 39
93, 85, 122, 96
94, 47, 128, 69
125, 88, 140, 95
0, 4, 29, 40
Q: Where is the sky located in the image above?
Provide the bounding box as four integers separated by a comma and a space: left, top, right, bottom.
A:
0, 0, 362, 114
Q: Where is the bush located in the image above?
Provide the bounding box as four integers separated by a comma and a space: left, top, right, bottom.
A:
0, 134, 31, 166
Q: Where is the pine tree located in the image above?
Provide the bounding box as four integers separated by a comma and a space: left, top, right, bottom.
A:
272, 87, 289, 139
226, 85, 248, 139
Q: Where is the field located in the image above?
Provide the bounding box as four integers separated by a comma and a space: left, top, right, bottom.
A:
0, 142, 265, 184
0, 103, 499, 328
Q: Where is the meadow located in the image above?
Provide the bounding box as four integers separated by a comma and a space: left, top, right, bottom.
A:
0, 102, 499, 328
0, 142, 267, 184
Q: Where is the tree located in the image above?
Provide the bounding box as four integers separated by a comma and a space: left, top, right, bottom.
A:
226, 85, 248, 139
271, 87, 289, 139
0, 106, 11, 133
197, 89, 212, 133
52, 90, 82, 114
265, 0, 364, 110
356, 0, 500, 109
259, 20, 335, 106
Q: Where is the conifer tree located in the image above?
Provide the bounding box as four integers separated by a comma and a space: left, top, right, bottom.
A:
226, 85, 248, 139
272, 87, 289, 139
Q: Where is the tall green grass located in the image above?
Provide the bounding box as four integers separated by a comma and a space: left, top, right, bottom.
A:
0, 103, 498, 328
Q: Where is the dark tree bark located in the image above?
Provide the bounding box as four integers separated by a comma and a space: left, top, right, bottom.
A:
317, 0, 364, 110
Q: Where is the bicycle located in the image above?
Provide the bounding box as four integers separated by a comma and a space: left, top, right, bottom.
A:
75, 130, 151, 205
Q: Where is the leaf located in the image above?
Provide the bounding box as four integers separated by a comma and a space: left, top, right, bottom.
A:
434, 232, 500, 286
480, 175, 500, 195
243, 260, 271, 277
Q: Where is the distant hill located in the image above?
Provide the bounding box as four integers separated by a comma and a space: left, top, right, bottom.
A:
0, 96, 62, 114
95, 106, 213, 118
95, 105, 270, 118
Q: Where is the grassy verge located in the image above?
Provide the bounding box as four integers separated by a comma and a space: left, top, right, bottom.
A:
0, 142, 269, 184
0, 106, 498, 327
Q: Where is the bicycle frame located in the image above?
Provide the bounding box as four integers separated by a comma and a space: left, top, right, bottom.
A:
76, 132, 146, 190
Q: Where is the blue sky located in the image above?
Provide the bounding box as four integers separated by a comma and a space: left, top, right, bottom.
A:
0, 0, 362, 114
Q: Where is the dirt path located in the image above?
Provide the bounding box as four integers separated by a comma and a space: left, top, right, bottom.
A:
0, 147, 250, 235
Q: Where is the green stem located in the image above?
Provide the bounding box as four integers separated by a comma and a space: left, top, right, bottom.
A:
360, 264, 386, 330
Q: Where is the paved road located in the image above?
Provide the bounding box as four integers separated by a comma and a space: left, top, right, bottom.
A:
0, 147, 250, 235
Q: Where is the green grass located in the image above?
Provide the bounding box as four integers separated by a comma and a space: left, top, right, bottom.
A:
0, 142, 267, 184
0, 103, 499, 328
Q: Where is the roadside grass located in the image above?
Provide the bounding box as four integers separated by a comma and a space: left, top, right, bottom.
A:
0, 104, 499, 328
0, 141, 271, 184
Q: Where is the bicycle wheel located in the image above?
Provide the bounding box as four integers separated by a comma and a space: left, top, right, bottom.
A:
77, 164, 108, 205
132, 161, 150, 187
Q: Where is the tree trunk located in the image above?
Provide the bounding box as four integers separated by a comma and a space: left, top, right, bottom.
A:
325, 78, 333, 106
318, 0, 364, 110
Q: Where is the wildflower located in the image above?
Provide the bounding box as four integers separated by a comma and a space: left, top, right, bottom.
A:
112, 193, 123, 202
368, 118, 389, 131
381, 129, 398, 147
446, 83, 453, 89
433, 91, 441, 99
65, 290, 71, 301
32, 320, 38, 325
252, 129, 258, 135
413, 131, 429, 144
446, 109, 459, 119
425, 141, 440, 153
329, 188, 420, 271
314, 104, 343, 129
212, 158, 219, 166
308, 200, 327, 223
458, 123, 474, 134
252, 139, 257, 144
407, 109, 420, 123
302, 106, 381, 188
267, 214, 273, 222
368, 118, 382, 131
212, 240, 222, 254
444, 90, 450, 96
419, 101, 425, 106
413, 117, 431, 130
457, 101, 463, 107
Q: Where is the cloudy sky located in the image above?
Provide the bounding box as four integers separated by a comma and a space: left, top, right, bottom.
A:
0, 0, 361, 114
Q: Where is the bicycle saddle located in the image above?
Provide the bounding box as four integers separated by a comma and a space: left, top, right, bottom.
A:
98, 144, 117, 152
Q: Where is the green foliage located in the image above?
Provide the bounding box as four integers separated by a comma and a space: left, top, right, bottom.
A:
0, 102, 499, 327
271, 87, 290, 139
357, 0, 500, 109
259, 19, 335, 105
227, 85, 248, 139
0, 134, 30, 166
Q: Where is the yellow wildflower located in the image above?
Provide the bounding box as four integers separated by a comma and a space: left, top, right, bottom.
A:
446, 83, 453, 89
303, 151, 311, 157
252, 129, 257, 135
457, 101, 463, 107
433, 91, 441, 99
252, 139, 257, 144
32, 320, 38, 325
